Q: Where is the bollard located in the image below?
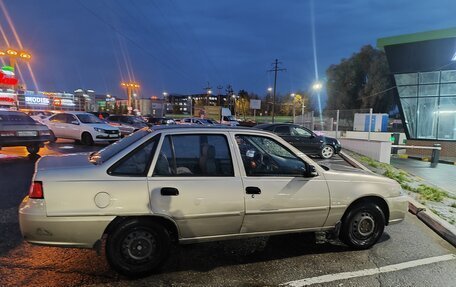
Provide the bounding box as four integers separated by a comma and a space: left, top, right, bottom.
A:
430, 144, 441, 168
391, 133, 400, 154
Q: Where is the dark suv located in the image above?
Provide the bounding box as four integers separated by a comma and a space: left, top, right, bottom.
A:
0, 111, 53, 155
255, 123, 341, 159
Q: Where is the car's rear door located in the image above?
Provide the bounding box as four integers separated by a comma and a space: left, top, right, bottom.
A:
47, 114, 67, 137
147, 131, 245, 239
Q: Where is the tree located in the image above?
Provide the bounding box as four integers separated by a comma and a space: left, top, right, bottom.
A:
326, 45, 397, 113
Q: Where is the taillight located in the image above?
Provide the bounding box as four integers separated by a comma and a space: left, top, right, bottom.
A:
29, 181, 44, 199
0, 131, 16, 137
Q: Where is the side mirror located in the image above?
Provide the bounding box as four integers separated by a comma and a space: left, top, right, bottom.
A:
303, 164, 318, 177
71, 120, 79, 125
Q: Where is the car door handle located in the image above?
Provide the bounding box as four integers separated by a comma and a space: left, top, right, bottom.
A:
245, 186, 261, 194
161, 187, 179, 196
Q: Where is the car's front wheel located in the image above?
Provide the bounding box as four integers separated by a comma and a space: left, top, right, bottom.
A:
340, 202, 385, 249
320, 145, 335, 159
106, 219, 171, 277
26, 144, 40, 155
81, 132, 94, 146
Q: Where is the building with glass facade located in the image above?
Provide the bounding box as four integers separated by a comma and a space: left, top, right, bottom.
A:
378, 28, 456, 157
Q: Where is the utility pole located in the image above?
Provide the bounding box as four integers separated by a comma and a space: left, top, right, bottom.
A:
268, 59, 286, 123
217, 85, 223, 106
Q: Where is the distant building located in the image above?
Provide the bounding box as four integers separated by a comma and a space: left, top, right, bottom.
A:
378, 27, 456, 157
168, 93, 229, 114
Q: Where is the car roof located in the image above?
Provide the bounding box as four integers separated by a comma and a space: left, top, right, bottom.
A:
0, 110, 29, 116
151, 125, 260, 133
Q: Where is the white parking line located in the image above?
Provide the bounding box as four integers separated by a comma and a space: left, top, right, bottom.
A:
281, 254, 456, 287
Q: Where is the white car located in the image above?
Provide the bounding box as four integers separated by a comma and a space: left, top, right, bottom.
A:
19, 126, 407, 277
44, 112, 121, 145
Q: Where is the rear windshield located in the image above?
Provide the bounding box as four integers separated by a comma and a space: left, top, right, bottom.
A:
0, 113, 35, 124
76, 113, 104, 123
89, 129, 151, 164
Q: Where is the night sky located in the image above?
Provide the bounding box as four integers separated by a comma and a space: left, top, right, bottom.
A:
1, 0, 455, 101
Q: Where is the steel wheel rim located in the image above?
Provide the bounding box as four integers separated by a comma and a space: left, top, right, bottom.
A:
352, 212, 376, 239
121, 230, 157, 263
322, 146, 334, 158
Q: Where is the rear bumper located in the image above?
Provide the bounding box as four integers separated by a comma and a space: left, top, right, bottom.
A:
0, 136, 51, 147
19, 196, 114, 248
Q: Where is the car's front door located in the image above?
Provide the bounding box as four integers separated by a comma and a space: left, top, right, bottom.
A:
234, 133, 330, 233
147, 132, 244, 239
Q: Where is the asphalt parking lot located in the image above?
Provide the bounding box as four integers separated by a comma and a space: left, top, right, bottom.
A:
0, 141, 455, 286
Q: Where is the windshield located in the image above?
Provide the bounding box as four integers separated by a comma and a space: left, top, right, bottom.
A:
89, 129, 151, 164
76, 114, 104, 124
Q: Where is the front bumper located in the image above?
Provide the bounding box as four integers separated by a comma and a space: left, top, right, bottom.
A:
385, 195, 408, 225
19, 196, 114, 248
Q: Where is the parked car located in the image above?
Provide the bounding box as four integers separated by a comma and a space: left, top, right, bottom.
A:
145, 117, 176, 126
256, 123, 341, 159
19, 126, 407, 277
26, 110, 56, 124
181, 117, 215, 125
0, 110, 53, 154
88, 111, 110, 120
43, 112, 120, 145
105, 115, 148, 136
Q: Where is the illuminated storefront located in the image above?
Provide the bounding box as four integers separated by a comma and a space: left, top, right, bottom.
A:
378, 28, 456, 156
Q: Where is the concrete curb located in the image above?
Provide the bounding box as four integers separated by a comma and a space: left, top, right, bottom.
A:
339, 151, 372, 172
408, 198, 456, 247
342, 150, 456, 247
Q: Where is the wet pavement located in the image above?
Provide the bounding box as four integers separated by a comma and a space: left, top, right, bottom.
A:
0, 141, 455, 286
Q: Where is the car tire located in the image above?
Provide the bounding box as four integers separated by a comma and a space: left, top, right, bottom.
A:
340, 202, 385, 249
106, 219, 171, 277
320, 145, 335, 159
81, 132, 94, 146
26, 144, 40, 155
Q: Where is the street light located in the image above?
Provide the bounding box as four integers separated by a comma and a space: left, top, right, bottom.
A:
232, 94, 237, 117
267, 87, 273, 92
120, 81, 140, 113
312, 81, 323, 91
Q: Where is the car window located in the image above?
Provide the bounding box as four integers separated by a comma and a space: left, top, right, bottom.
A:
65, 114, 78, 124
90, 130, 151, 164
76, 113, 103, 123
108, 136, 158, 176
49, 114, 66, 123
274, 125, 290, 135
235, 134, 306, 177
153, 134, 234, 177
291, 126, 312, 137
0, 112, 35, 123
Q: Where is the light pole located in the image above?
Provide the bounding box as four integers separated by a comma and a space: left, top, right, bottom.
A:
312, 81, 323, 128
163, 92, 168, 116
291, 93, 296, 123
188, 96, 193, 117
121, 82, 140, 114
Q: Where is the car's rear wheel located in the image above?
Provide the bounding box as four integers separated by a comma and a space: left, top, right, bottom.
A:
81, 132, 94, 146
26, 144, 40, 155
320, 145, 335, 159
106, 219, 171, 277
340, 203, 385, 249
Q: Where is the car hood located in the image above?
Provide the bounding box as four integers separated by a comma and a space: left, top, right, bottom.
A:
90, 123, 119, 131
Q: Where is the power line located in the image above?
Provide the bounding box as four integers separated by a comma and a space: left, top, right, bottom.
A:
77, 0, 195, 84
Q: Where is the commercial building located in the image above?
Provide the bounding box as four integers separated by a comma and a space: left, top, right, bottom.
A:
378, 28, 456, 157
168, 93, 230, 114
